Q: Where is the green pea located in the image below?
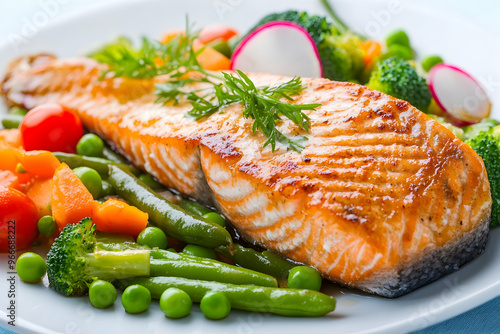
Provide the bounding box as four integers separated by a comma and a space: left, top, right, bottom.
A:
138, 174, 163, 190
200, 291, 231, 320
202, 212, 226, 228
137, 227, 168, 249
73, 167, 103, 199
382, 44, 413, 61
89, 280, 117, 308
9, 106, 28, 116
159, 287, 192, 319
76, 133, 104, 157
182, 244, 217, 260
288, 266, 322, 291
38, 216, 56, 237
16, 252, 46, 283
121, 284, 151, 313
421, 55, 444, 72
100, 180, 115, 197
386, 29, 410, 48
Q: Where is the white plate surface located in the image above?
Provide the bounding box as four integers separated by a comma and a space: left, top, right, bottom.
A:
0, 1, 499, 333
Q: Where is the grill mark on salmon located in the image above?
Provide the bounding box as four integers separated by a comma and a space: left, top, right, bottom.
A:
1, 55, 491, 297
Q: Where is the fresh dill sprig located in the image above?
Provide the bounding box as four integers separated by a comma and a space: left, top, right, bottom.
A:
90, 22, 321, 152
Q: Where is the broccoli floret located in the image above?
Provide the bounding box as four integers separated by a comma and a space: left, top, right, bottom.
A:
243, 10, 364, 82
46, 218, 151, 296
428, 115, 465, 141
246, 11, 331, 45
367, 57, 431, 112
463, 119, 500, 141
466, 132, 500, 227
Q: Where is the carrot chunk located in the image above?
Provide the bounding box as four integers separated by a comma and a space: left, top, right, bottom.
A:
94, 198, 148, 238
25, 178, 53, 218
22, 150, 61, 178
51, 163, 97, 229
193, 39, 231, 71
0, 148, 23, 171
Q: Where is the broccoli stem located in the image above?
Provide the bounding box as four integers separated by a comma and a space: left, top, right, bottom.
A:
85, 250, 151, 281
320, 0, 348, 33
320, 0, 367, 39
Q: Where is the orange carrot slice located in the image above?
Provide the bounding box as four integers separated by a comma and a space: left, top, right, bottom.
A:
51, 163, 97, 229
93, 198, 148, 238
193, 39, 231, 71
22, 150, 61, 178
0, 148, 23, 171
360, 40, 382, 66
25, 178, 53, 218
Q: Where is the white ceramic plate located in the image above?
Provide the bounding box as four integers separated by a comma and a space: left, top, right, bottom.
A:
1, 0, 499, 333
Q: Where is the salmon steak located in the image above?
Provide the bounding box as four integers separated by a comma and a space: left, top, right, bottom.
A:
1, 54, 492, 297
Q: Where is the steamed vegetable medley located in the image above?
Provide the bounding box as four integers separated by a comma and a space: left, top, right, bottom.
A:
1, 3, 497, 323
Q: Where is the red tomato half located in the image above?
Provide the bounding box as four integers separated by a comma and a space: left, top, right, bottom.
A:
20, 103, 84, 153
0, 185, 39, 252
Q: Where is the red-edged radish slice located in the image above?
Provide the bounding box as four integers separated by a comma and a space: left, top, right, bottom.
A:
428, 64, 491, 126
231, 21, 322, 78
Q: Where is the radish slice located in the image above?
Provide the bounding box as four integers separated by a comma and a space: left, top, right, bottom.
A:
231, 21, 322, 78
428, 64, 491, 126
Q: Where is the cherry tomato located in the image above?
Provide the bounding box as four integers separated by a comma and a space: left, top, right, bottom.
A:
198, 25, 238, 44
0, 185, 39, 252
20, 104, 84, 153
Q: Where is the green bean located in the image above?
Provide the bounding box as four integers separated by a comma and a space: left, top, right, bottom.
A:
115, 277, 336, 317
148, 249, 277, 287
53, 152, 139, 177
1, 114, 24, 129
102, 145, 129, 164
202, 212, 226, 228
100, 180, 115, 197
216, 244, 295, 282
9, 106, 28, 116
138, 174, 164, 190
288, 266, 322, 291
108, 166, 232, 248
178, 199, 211, 216
182, 244, 217, 259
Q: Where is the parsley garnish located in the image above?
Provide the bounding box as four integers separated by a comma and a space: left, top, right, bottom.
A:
90, 22, 320, 152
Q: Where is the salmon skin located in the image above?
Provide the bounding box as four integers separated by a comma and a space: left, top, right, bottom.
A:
2, 55, 491, 297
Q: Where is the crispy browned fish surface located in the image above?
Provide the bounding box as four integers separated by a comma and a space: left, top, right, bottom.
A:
2, 55, 492, 297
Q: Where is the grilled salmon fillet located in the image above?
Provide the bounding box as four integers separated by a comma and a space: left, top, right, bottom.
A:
2, 55, 491, 297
